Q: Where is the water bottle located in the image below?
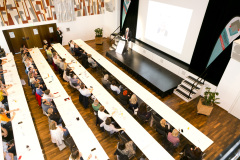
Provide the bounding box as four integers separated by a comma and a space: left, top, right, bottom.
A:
51, 75, 53, 81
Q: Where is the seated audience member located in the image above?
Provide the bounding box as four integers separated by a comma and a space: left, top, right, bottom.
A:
167, 129, 180, 147
92, 99, 101, 112
0, 57, 7, 65
180, 144, 202, 160
46, 46, 53, 63
137, 103, 151, 120
156, 119, 171, 136
87, 54, 98, 68
42, 99, 55, 113
42, 89, 54, 102
53, 52, 61, 67
98, 106, 115, 122
62, 59, 73, 81
43, 40, 49, 50
59, 58, 66, 77
129, 94, 138, 112
4, 151, 14, 160
101, 74, 111, 89
110, 80, 122, 94
81, 51, 89, 68
0, 87, 10, 104
0, 108, 19, 123
7, 140, 16, 157
119, 89, 130, 105
115, 139, 136, 159
65, 68, 73, 82
70, 74, 81, 89
69, 40, 75, 55
35, 83, 44, 97
20, 44, 28, 53
69, 148, 84, 160
48, 108, 62, 125
49, 120, 69, 145
100, 117, 124, 134
29, 73, 36, 88
79, 83, 93, 97
1, 125, 13, 142
74, 44, 83, 58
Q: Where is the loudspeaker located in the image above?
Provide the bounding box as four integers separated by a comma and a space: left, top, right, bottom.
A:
231, 39, 240, 62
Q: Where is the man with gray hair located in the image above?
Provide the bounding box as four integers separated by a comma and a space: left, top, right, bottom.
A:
123, 27, 132, 51
101, 74, 111, 89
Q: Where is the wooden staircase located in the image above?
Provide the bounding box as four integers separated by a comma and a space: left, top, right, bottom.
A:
174, 76, 204, 102
109, 35, 120, 51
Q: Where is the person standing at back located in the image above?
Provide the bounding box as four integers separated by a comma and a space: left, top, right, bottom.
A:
56, 27, 63, 44
123, 28, 132, 51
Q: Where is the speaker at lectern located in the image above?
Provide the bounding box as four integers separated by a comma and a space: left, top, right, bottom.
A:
116, 38, 127, 55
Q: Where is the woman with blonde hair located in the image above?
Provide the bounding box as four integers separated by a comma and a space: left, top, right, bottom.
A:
156, 119, 171, 136
129, 94, 138, 112
167, 129, 180, 147
49, 120, 69, 145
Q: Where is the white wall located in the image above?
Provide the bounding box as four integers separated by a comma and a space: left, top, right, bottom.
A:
0, 1, 120, 53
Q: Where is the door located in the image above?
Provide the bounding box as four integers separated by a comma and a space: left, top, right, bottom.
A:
3, 28, 27, 54
3, 23, 58, 54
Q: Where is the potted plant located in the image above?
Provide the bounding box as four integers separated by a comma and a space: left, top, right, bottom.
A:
197, 87, 220, 116
94, 28, 103, 44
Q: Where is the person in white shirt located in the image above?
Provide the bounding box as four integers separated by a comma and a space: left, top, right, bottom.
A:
87, 54, 98, 68
42, 89, 54, 103
79, 83, 93, 97
100, 117, 124, 134
98, 106, 115, 122
53, 53, 61, 67
110, 80, 122, 94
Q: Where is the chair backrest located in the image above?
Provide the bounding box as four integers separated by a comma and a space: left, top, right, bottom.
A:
112, 90, 119, 96
126, 108, 134, 115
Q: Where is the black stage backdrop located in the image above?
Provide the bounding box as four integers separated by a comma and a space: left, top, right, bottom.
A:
120, 0, 240, 86
120, 0, 139, 39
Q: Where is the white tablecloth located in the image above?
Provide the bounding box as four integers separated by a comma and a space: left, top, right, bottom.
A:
52, 44, 174, 160
2, 53, 44, 160
73, 39, 213, 151
29, 48, 109, 160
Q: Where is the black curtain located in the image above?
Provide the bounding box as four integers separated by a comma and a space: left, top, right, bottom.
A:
120, 0, 139, 39
190, 0, 240, 85
120, 0, 240, 86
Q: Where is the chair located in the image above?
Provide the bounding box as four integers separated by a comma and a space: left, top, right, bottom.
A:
136, 113, 148, 124
112, 90, 119, 96
64, 135, 76, 151
115, 142, 136, 160
52, 61, 58, 71
82, 96, 89, 109
69, 81, 79, 90
151, 112, 162, 128
35, 93, 42, 106
126, 108, 134, 115
79, 93, 83, 104
156, 123, 167, 138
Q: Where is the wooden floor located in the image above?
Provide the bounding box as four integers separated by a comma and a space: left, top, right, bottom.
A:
13, 38, 240, 160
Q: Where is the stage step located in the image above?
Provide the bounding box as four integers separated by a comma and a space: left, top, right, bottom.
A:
179, 84, 196, 95
182, 80, 200, 90
186, 76, 204, 85
175, 76, 204, 102
174, 89, 192, 102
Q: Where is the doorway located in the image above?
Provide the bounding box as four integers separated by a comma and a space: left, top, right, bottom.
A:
3, 23, 57, 54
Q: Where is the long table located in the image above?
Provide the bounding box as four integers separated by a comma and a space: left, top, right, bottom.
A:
29, 48, 109, 160
52, 43, 174, 160
73, 39, 213, 151
2, 53, 44, 160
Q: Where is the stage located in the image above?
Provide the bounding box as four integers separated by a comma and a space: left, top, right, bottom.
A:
106, 49, 183, 97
